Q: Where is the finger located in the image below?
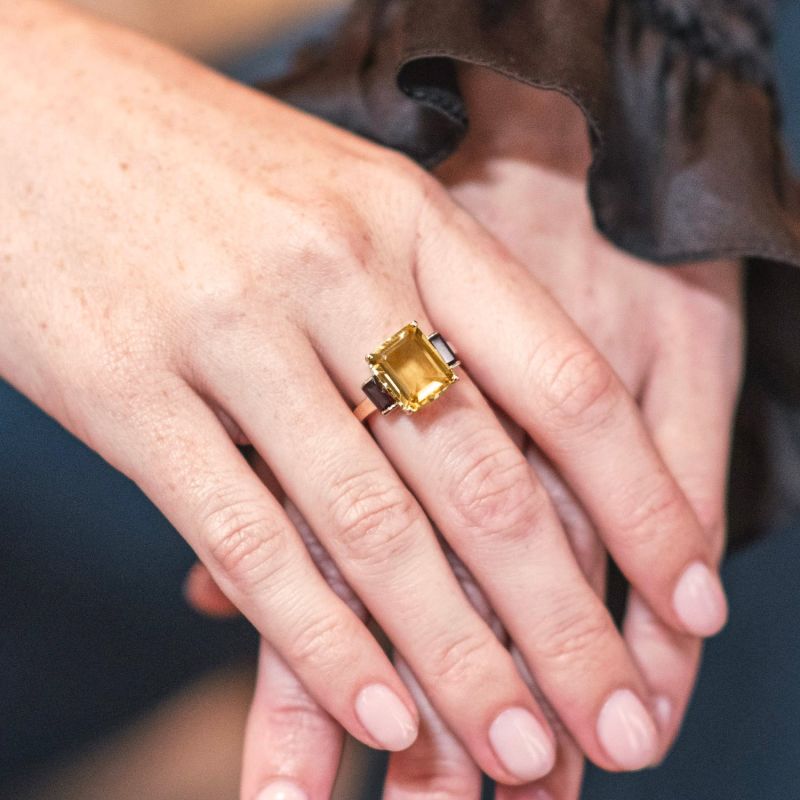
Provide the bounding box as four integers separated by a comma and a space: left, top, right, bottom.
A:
497, 448, 599, 800
416, 203, 727, 640
186, 463, 366, 620
383, 540, 526, 800
630, 273, 743, 751
524, 439, 697, 771
384, 657, 483, 800
493, 646, 587, 800
523, 444, 606, 590
641, 261, 744, 562
200, 334, 556, 785
526, 438, 696, 767
196, 489, 368, 799
241, 639, 344, 800
185, 561, 239, 617
307, 299, 656, 771
621, 592, 701, 758
109, 380, 419, 754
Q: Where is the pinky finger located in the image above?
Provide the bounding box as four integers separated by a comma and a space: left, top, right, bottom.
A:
240, 639, 345, 800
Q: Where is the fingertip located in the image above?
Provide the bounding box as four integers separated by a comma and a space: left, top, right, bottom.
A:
596, 689, 659, 771
355, 683, 419, 751
489, 707, 557, 783
672, 561, 728, 637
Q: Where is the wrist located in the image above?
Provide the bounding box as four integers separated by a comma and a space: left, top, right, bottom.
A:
455, 65, 592, 175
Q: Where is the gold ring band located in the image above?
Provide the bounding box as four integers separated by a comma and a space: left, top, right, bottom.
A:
354, 396, 379, 423
354, 322, 460, 422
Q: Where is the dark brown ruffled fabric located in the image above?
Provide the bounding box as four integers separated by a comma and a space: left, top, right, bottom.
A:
262, 0, 800, 545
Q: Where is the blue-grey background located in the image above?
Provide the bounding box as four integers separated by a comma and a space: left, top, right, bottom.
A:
1, 2, 800, 797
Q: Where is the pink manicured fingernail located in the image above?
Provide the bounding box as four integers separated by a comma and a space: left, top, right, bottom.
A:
488, 707, 555, 781
654, 695, 672, 730
256, 780, 308, 800
597, 689, 659, 770
673, 561, 728, 637
355, 684, 417, 751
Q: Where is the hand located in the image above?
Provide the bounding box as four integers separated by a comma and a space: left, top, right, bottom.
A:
187, 71, 743, 799
2, 2, 727, 787
434, 68, 743, 794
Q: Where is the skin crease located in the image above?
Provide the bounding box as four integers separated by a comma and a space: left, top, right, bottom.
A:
0, 1, 739, 795
190, 70, 743, 799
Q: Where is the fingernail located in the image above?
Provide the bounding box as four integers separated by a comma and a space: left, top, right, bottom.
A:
256, 780, 308, 800
673, 561, 728, 637
532, 790, 555, 800
654, 695, 672, 730
488, 707, 555, 781
597, 689, 659, 770
355, 684, 417, 751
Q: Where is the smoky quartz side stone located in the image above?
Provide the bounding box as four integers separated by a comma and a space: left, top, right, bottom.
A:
428, 333, 458, 366
362, 376, 396, 413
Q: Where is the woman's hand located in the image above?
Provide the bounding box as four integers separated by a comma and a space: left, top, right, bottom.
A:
1, 2, 728, 786
188, 71, 744, 799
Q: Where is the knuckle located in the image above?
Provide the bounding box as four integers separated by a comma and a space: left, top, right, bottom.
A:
287, 611, 354, 675
329, 472, 420, 566
450, 439, 546, 544
183, 263, 254, 333
538, 346, 620, 430
288, 199, 377, 283
202, 494, 288, 591
616, 476, 687, 548
428, 630, 497, 687
381, 150, 432, 197
379, 152, 450, 232
535, 601, 614, 667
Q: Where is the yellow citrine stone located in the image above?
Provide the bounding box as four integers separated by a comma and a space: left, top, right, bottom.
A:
367, 323, 457, 413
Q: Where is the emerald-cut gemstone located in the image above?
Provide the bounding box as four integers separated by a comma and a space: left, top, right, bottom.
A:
367, 323, 457, 413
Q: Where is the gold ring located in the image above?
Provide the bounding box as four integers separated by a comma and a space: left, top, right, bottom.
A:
354, 322, 460, 423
